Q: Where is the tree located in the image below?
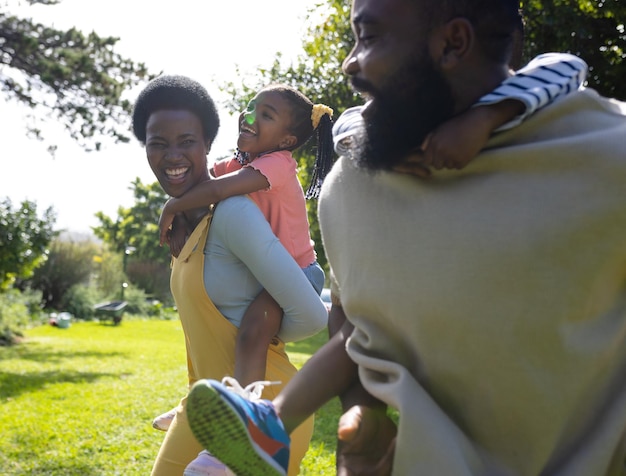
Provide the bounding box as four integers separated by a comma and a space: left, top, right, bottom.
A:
93, 179, 173, 302
0, 0, 154, 152
93, 178, 170, 265
521, 0, 626, 100
0, 198, 57, 289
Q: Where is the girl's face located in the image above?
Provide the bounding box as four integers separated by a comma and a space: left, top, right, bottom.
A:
145, 109, 211, 198
237, 90, 297, 159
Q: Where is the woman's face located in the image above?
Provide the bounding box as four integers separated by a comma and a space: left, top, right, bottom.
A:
145, 109, 211, 198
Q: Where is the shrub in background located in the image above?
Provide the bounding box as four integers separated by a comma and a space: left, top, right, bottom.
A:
61, 284, 103, 320
0, 288, 44, 345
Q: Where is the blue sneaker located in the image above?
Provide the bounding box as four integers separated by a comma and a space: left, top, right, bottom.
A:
186, 377, 290, 476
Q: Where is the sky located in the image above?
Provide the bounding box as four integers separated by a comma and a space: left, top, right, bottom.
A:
1, 0, 320, 234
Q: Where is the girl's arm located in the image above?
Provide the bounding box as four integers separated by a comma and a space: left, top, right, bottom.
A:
158, 167, 269, 245
404, 53, 589, 173
476, 52, 588, 131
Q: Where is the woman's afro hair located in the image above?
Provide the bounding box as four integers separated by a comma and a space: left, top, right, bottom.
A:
132, 75, 220, 144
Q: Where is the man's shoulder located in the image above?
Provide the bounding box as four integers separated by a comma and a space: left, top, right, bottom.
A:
514, 88, 626, 138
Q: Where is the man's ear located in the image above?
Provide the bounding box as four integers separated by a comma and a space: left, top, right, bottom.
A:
437, 18, 474, 70
205, 140, 212, 155
279, 134, 297, 149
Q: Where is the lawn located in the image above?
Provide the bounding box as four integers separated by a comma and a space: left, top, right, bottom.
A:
0, 319, 339, 475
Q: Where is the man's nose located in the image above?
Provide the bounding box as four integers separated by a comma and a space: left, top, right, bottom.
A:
342, 54, 359, 76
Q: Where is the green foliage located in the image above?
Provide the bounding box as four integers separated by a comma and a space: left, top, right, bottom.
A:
0, 0, 155, 151
28, 236, 99, 309
92, 245, 125, 300
0, 288, 44, 345
126, 260, 173, 307
121, 285, 150, 316
93, 178, 171, 266
60, 284, 103, 320
0, 198, 57, 290
93, 179, 173, 301
521, 0, 626, 99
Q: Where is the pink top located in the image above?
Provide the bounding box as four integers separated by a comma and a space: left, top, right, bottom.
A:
212, 150, 316, 268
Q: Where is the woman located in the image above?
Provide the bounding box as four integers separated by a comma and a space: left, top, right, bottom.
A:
131, 75, 327, 476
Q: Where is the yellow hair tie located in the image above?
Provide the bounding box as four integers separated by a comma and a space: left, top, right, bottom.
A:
311, 104, 333, 129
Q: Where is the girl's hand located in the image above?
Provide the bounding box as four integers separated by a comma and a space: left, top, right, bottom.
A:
392, 149, 432, 178
158, 199, 177, 246
167, 214, 189, 258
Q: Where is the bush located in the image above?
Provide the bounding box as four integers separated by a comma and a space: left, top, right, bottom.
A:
122, 285, 151, 316
61, 284, 104, 320
0, 288, 45, 345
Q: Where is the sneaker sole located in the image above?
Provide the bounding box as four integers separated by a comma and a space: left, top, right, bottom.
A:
187, 383, 286, 476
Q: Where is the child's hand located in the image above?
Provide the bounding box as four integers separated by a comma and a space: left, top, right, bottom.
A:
158, 199, 177, 246
392, 150, 432, 178
168, 215, 188, 258
392, 108, 492, 177
420, 108, 493, 170
421, 99, 525, 171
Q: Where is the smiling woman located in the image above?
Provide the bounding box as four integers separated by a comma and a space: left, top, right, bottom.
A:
131, 75, 327, 476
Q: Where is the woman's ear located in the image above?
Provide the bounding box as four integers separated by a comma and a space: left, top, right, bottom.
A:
437, 18, 474, 70
205, 140, 212, 155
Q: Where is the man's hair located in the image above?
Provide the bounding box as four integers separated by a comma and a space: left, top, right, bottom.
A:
132, 75, 220, 145
418, 0, 523, 65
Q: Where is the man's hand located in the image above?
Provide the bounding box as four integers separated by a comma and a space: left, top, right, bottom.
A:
336, 405, 398, 476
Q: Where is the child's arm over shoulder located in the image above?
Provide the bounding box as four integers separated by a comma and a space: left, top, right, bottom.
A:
476, 52, 588, 131
157, 167, 270, 246
408, 53, 589, 173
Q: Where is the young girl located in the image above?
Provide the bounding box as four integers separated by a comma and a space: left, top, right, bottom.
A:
183, 52, 590, 476
152, 84, 334, 433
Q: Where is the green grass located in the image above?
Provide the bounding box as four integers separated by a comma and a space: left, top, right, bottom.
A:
0, 319, 338, 475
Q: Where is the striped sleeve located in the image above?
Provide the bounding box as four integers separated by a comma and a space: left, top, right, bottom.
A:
476, 52, 588, 131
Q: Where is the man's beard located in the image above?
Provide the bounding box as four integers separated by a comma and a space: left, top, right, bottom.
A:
353, 51, 455, 172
